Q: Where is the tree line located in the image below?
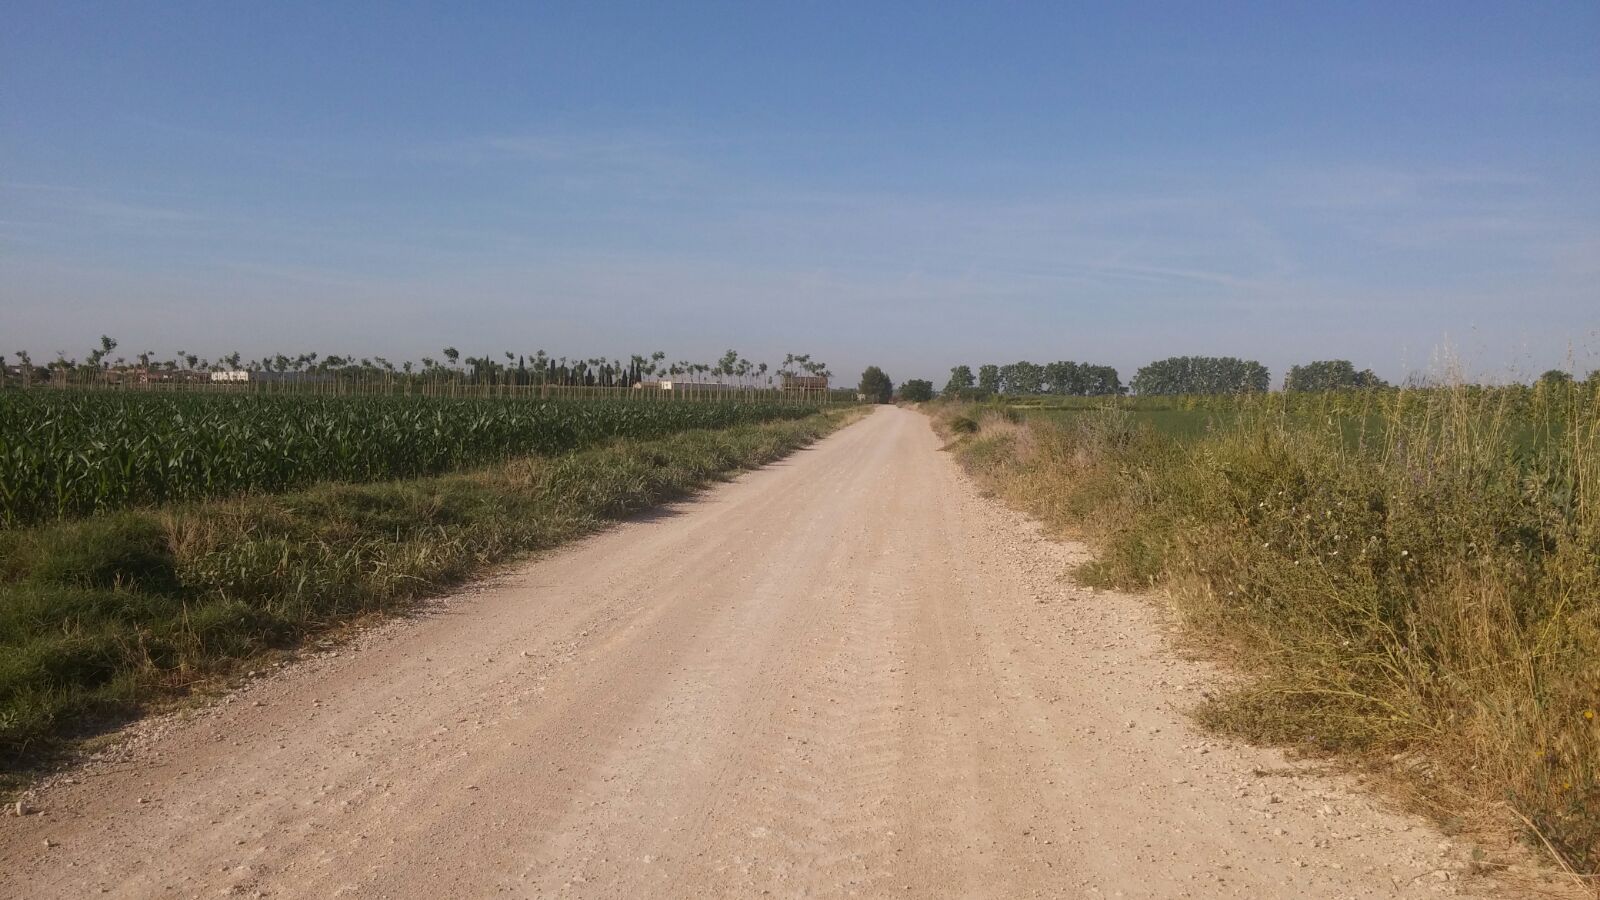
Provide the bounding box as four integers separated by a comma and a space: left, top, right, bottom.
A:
1, 337, 835, 390
1282, 359, 1386, 392
940, 359, 1125, 399
923, 356, 1588, 399
1128, 356, 1269, 395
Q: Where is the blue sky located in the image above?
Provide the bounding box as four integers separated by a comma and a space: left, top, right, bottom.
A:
4, 1, 1597, 384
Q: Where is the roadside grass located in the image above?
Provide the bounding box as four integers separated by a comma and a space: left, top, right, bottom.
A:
0, 409, 854, 779
1023, 405, 1238, 441
935, 385, 1600, 875
1014, 386, 1571, 449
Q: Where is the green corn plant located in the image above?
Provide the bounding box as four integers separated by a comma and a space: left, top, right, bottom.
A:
0, 393, 821, 526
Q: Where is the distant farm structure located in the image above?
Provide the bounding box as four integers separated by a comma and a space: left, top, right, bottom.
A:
209, 370, 333, 386
782, 374, 829, 392
646, 380, 741, 393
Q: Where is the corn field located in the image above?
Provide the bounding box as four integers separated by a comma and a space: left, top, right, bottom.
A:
0, 392, 821, 525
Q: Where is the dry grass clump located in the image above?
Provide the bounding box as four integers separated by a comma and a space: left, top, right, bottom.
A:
941, 385, 1600, 874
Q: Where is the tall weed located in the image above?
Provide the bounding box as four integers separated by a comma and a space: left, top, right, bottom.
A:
941, 386, 1600, 871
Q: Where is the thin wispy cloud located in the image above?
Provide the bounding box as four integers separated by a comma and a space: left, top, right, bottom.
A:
4, 181, 209, 228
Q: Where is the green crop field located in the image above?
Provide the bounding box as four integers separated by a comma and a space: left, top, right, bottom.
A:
0, 399, 850, 768
0, 392, 820, 526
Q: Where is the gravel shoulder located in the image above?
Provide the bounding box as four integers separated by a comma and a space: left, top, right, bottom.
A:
0, 406, 1523, 897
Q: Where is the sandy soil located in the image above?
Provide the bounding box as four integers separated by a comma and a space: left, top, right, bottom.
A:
1, 406, 1518, 897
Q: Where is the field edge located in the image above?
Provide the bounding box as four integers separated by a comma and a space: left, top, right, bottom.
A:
0, 406, 866, 785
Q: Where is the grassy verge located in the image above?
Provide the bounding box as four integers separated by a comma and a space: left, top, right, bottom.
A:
934, 389, 1600, 876
0, 409, 854, 778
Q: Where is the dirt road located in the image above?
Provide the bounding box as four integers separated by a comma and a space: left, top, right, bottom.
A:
3, 407, 1491, 898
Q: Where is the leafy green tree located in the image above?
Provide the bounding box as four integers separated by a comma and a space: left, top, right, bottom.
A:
899, 379, 935, 402
1042, 360, 1076, 395
977, 364, 1000, 394
1284, 360, 1386, 391
944, 365, 976, 396
1131, 356, 1269, 395
1037, 360, 1122, 395
85, 335, 118, 371
998, 361, 1045, 394
1538, 369, 1573, 386
859, 366, 894, 403
717, 349, 740, 381
1085, 364, 1123, 395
